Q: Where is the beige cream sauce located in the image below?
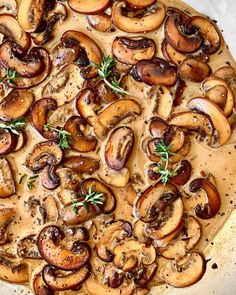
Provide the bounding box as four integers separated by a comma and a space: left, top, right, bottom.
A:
1, 0, 236, 294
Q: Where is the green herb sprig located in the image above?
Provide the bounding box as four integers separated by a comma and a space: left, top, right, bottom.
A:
93, 55, 131, 96
155, 140, 177, 185
0, 69, 21, 85
26, 175, 39, 191
44, 124, 71, 149
0, 117, 27, 135
71, 188, 104, 213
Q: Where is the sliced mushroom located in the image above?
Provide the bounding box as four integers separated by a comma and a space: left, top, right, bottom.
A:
41, 166, 60, 190
202, 76, 235, 117
134, 58, 177, 86
172, 79, 186, 106
112, 37, 156, 65
33, 272, 54, 295
68, 0, 112, 14
187, 97, 231, 146
95, 81, 119, 103
42, 195, 59, 222
186, 16, 221, 55
164, 125, 185, 153
0, 208, 15, 245
86, 13, 115, 32
125, 0, 155, 9
57, 167, 81, 192
112, 1, 166, 33
161, 38, 186, 66
149, 117, 169, 138
105, 126, 134, 170
113, 239, 156, 272
96, 220, 132, 262
63, 156, 99, 175
42, 264, 91, 291
168, 111, 213, 144
172, 160, 192, 186
147, 163, 160, 181
25, 141, 63, 172
94, 99, 141, 139
37, 225, 90, 271
0, 90, 34, 122
133, 220, 151, 244
161, 252, 206, 287
0, 158, 15, 198
0, 41, 44, 78
64, 116, 97, 152
134, 264, 157, 287
99, 166, 130, 188
0, 129, 17, 156
104, 264, 124, 288
0, 15, 30, 51
13, 131, 27, 153
178, 58, 211, 82
189, 178, 221, 219
0, 256, 29, 283
17, 234, 41, 259
0, 0, 17, 15
17, 0, 46, 32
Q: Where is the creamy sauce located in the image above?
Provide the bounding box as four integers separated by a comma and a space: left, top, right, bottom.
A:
0, 0, 236, 294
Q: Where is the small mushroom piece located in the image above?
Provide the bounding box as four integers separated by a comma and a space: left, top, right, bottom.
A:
133, 220, 151, 244
13, 131, 27, 153
42, 264, 91, 291
164, 125, 185, 153
112, 37, 156, 65
17, 0, 47, 32
0, 0, 17, 15
172, 79, 186, 106
189, 178, 221, 219
95, 81, 119, 103
80, 178, 116, 213
42, 195, 59, 222
147, 163, 160, 181
94, 99, 141, 139
125, 0, 155, 9
33, 272, 54, 295
161, 253, 206, 287
37, 225, 91, 271
134, 58, 177, 86
112, 1, 166, 33
0, 208, 16, 245
104, 264, 124, 288
105, 126, 134, 170
172, 160, 192, 186
113, 239, 156, 272
95, 220, 132, 262
161, 38, 186, 66
149, 117, 169, 138
0, 158, 15, 198
98, 166, 130, 188
204, 85, 227, 110
178, 58, 211, 83
68, 0, 112, 14
0, 256, 29, 283
0, 15, 30, 51
41, 166, 60, 190
64, 116, 97, 153
134, 264, 157, 288
186, 16, 221, 55
57, 168, 81, 192
17, 234, 41, 259
187, 97, 231, 146
0, 129, 17, 156
86, 13, 115, 32
0, 90, 34, 122
63, 156, 99, 175
164, 11, 203, 53
0, 42, 44, 78
25, 141, 63, 172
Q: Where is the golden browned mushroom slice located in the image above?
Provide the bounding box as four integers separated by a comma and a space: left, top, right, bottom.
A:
68, 0, 112, 14
125, 0, 155, 9
0, 256, 29, 283
25, 141, 63, 172
172, 160, 192, 186
37, 225, 91, 271
186, 16, 221, 55
104, 264, 124, 288
95, 220, 132, 262
0, 0, 17, 15
0, 90, 34, 122
0, 129, 17, 156
40, 166, 60, 190
161, 38, 186, 66
168, 111, 213, 144
161, 252, 206, 288
134, 264, 158, 288
0, 208, 16, 245
112, 1, 166, 33
99, 166, 130, 188
33, 272, 54, 295
172, 79, 186, 106
133, 220, 151, 244
0, 15, 30, 51
94, 99, 141, 139
0, 158, 15, 198
17, 0, 47, 32
0, 42, 44, 78
86, 13, 115, 32
42, 264, 91, 291
149, 117, 169, 138
17, 234, 41, 259
214, 66, 236, 95
189, 178, 221, 219
202, 76, 235, 117
178, 58, 211, 82
64, 116, 97, 152
134, 58, 177, 86
113, 239, 156, 272
112, 37, 156, 65
187, 97, 231, 146
160, 216, 201, 259
63, 156, 99, 174
42, 195, 59, 222
164, 10, 202, 53
164, 125, 185, 153
134, 182, 178, 223
105, 126, 134, 170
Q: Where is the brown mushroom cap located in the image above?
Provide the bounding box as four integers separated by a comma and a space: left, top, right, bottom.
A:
86, 13, 115, 32
172, 160, 192, 186
0, 129, 17, 156
149, 117, 169, 138
63, 156, 99, 175
41, 165, 60, 190
161, 38, 186, 66
33, 272, 54, 295
0, 158, 15, 198
68, 0, 112, 14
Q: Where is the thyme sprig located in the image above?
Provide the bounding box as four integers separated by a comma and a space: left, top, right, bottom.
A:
44, 124, 71, 150
71, 188, 104, 213
26, 175, 39, 191
0, 68, 21, 85
155, 140, 177, 185
93, 55, 131, 96
0, 117, 27, 135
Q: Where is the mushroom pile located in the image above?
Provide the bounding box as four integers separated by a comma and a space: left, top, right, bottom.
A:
0, 0, 235, 294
